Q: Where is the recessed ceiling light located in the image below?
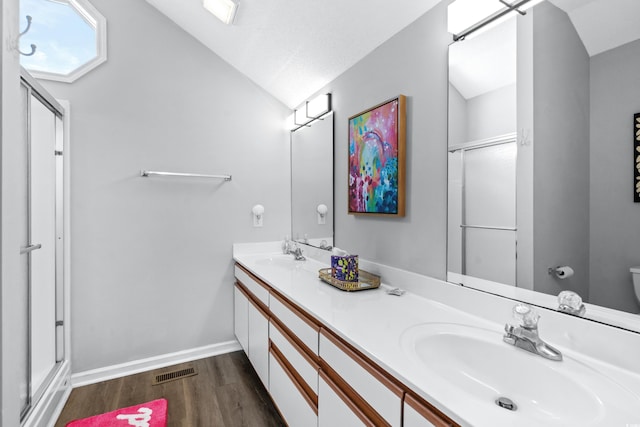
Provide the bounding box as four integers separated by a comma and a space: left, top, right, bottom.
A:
203, 0, 239, 25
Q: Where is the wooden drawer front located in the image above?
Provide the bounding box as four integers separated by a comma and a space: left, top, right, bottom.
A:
235, 264, 270, 306
269, 346, 318, 427
404, 394, 455, 427
319, 330, 402, 427
318, 370, 371, 427
270, 292, 320, 356
270, 320, 319, 395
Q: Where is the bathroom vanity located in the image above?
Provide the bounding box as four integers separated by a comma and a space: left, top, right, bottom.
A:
233, 242, 640, 427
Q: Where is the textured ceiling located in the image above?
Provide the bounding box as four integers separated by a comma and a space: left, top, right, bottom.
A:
145, 0, 640, 108
144, 0, 441, 109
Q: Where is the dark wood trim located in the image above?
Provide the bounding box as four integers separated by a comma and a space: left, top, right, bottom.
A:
404, 392, 459, 427
270, 291, 321, 331
269, 312, 319, 364
270, 319, 320, 371
236, 280, 269, 315
270, 342, 318, 415
247, 289, 270, 319
320, 328, 403, 399
319, 369, 380, 427
236, 263, 272, 293
319, 363, 391, 427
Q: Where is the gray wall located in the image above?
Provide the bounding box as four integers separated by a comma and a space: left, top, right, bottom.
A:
321, 2, 450, 277
467, 83, 516, 142
41, 0, 290, 372
590, 38, 640, 313
532, 2, 590, 298
448, 83, 467, 146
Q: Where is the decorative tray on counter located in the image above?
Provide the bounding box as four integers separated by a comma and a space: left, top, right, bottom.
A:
318, 268, 381, 292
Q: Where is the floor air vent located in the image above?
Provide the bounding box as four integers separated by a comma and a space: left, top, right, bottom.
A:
152, 366, 197, 385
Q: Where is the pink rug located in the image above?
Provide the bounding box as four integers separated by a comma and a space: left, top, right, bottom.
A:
66, 398, 167, 427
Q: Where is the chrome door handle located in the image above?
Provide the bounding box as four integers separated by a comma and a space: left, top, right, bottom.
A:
20, 243, 42, 254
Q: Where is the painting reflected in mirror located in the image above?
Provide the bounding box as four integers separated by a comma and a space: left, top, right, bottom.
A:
447, 0, 640, 328
291, 112, 334, 249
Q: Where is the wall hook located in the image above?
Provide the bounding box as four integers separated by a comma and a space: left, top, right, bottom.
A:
18, 15, 37, 56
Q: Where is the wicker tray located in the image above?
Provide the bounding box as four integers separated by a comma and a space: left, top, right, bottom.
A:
318, 268, 381, 292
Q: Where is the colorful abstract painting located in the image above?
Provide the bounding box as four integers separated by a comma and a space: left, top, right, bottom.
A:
348, 96, 406, 216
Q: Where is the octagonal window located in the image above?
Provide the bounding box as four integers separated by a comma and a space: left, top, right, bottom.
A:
19, 0, 107, 83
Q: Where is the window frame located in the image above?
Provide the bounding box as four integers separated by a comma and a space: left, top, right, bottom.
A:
24, 0, 107, 83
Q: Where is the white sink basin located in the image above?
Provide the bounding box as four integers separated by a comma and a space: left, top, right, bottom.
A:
253, 254, 317, 273
400, 323, 640, 426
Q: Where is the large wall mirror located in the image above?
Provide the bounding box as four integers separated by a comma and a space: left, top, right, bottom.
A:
447, 0, 640, 331
291, 112, 334, 249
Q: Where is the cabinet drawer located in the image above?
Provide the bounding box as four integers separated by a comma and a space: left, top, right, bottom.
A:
270, 319, 319, 395
235, 264, 270, 306
319, 329, 402, 427
318, 369, 371, 427
270, 346, 318, 427
270, 292, 320, 356
404, 393, 455, 427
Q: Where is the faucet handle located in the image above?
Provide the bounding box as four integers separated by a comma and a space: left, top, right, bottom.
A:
557, 290, 586, 316
512, 303, 539, 328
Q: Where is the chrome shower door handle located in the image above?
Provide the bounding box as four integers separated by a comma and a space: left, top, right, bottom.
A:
20, 243, 42, 254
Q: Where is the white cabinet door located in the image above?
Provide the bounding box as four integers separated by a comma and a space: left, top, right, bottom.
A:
404, 394, 452, 427
318, 371, 368, 427
233, 285, 249, 353
404, 402, 438, 427
270, 348, 317, 427
247, 298, 269, 388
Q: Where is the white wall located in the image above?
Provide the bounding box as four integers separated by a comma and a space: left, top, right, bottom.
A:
590, 38, 640, 313
319, 2, 450, 278
2, 0, 27, 424
41, 0, 291, 372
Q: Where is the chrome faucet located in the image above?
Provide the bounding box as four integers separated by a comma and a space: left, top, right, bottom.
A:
290, 244, 306, 261
283, 238, 306, 261
503, 304, 563, 361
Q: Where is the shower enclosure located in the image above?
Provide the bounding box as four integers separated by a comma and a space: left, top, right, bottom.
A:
18, 71, 68, 423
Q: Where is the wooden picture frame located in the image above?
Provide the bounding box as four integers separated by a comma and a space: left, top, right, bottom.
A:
348, 95, 406, 216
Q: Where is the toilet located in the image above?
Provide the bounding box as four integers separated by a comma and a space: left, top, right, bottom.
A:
632, 267, 640, 305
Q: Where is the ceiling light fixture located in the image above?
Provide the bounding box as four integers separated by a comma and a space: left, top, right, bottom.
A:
203, 0, 239, 25
448, 0, 543, 41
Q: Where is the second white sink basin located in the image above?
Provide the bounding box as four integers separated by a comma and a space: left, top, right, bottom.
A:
400, 322, 640, 426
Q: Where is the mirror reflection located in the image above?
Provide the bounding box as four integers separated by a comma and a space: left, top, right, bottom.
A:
291, 112, 334, 249
447, 0, 640, 324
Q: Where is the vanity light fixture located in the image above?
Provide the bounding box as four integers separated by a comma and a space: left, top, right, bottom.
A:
448, 0, 543, 41
203, 0, 239, 25
287, 93, 332, 131
317, 204, 328, 225
252, 204, 264, 227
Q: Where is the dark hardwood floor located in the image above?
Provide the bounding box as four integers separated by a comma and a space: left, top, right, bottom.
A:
54, 351, 285, 427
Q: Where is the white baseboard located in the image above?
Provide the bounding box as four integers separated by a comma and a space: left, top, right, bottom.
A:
71, 340, 242, 388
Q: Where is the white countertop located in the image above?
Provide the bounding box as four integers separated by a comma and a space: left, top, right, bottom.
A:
233, 243, 640, 427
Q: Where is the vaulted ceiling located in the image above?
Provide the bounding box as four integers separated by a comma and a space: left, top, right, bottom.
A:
144, 0, 441, 108
145, 0, 640, 108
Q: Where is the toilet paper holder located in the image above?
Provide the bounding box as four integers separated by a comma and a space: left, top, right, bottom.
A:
548, 265, 574, 279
